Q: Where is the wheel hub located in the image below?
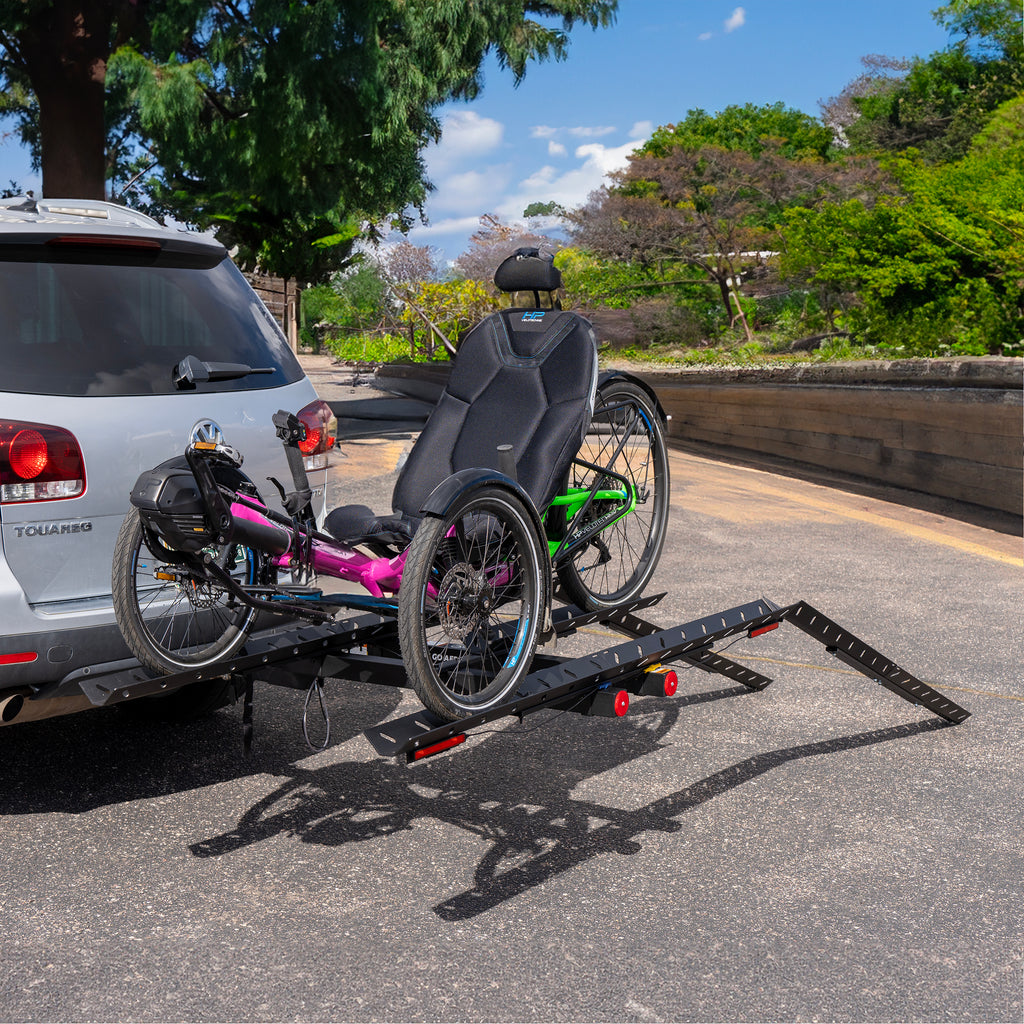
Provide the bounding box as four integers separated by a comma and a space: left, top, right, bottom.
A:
436, 562, 492, 641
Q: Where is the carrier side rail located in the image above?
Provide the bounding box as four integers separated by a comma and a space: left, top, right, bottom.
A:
70, 614, 395, 708
365, 598, 971, 762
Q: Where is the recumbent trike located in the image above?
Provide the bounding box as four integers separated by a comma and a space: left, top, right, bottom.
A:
111, 248, 669, 723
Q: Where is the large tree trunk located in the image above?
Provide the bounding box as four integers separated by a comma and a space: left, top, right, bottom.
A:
19, 0, 114, 200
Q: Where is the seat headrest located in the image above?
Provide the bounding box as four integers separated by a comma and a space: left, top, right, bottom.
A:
493, 247, 562, 294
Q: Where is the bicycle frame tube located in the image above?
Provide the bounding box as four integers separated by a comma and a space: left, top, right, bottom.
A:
546, 398, 651, 563
274, 542, 408, 599
229, 497, 409, 599
546, 482, 632, 559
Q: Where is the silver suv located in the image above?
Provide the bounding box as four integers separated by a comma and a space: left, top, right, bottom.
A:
0, 198, 332, 726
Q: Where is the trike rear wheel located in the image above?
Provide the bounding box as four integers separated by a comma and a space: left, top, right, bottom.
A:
398, 486, 546, 722
556, 380, 669, 611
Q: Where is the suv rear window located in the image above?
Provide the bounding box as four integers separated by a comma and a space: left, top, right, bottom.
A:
0, 247, 303, 396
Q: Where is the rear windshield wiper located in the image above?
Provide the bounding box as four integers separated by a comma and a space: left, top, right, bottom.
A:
172, 354, 275, 390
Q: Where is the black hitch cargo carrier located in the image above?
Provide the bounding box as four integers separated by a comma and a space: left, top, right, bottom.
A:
57, 593, 970, 762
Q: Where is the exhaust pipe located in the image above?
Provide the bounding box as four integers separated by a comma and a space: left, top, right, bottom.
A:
0, 691, 27, 726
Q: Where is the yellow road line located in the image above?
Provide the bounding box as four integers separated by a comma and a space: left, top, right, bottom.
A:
669, 450, 1022, 566
746, 477, 1021, 567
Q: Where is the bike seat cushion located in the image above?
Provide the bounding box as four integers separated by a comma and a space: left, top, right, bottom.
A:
323, 504, 416, 547
493, 247, 562, 293
390, 306, 598, 518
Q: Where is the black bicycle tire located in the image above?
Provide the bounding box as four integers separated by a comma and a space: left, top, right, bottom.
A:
112, 507, 261, 676
556, 380, 669, 611
398, 487, 546, 722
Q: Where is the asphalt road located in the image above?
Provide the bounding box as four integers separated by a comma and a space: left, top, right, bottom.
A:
1, 380, 1021, 1023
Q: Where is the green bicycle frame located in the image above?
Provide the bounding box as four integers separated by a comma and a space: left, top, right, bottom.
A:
545, 476, 635, 561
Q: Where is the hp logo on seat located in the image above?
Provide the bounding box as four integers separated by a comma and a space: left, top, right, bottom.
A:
521, 311, 545, 321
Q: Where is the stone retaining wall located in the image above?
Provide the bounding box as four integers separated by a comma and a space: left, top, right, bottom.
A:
635, 358, 1023, 517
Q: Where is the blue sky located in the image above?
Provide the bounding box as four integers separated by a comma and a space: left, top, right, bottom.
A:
0, 1, 952, 264
405, 0, 951, 263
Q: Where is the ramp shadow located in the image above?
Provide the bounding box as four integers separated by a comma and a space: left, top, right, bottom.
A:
187, 687, 952, 921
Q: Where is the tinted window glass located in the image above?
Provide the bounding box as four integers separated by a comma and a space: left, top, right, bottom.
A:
0, 252, 303, 396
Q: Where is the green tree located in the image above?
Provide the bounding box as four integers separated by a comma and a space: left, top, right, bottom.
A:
0, 1, 617, 227
572, 131, 881, 337
398, 279, 500, 356
301, 261, 393, 350
0, 0, 144, 199
840, 0, 1022, 162
567, 103, 883, 341
637, 102, 835, 160
783, 97, 1024, 354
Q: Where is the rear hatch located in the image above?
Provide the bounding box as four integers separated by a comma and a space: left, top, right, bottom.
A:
0, 234, 322, 606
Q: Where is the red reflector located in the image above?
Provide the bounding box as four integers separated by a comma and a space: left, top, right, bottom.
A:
749, 621, 781, 638
297, 427, 321, 455
0, 652, 38, 666
662, 669, 679, 697
297, 400, 336, 456
412, 734, 466, 761
613, 690, 629, 717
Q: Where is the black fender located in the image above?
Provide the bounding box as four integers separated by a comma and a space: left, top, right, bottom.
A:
597, 369, 668, 427
420, 467, 541, 527
418, 467, 552, 629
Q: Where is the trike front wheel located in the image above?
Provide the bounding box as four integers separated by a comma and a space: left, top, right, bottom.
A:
398, 486, 546, 722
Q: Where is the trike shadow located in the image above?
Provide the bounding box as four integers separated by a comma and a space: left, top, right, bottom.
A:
190, 685, 952, 921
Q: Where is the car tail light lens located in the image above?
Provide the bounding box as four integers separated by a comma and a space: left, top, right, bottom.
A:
296, 400, 336, 471
0, 421, 86, 503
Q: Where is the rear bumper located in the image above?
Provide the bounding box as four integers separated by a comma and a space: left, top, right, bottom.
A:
0, 617, 131, 691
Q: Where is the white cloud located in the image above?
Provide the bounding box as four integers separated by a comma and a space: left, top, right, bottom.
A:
520, 165, 559, 188
568, 125, 617, 138
530, 125, 558, 139
724, 7, 746, 32
407, 124, 656, 259
491, 132, 651, 226
426, 165, 513, 217
698, 31, 713, 41
574, 141, 636, 176
426, 110, 504, 177
405, 214, 486, 241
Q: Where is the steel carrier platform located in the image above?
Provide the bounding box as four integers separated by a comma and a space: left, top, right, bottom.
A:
39, 593, 970, 762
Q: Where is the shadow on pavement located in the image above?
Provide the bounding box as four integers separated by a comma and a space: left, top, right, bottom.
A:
186, 690, 953, 921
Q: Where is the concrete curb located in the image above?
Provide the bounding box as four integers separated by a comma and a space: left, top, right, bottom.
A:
302, 355, 1024, 519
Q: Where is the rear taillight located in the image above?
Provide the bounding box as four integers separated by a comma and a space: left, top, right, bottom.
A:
296, 400, 336, 471
0, 422, 86, 503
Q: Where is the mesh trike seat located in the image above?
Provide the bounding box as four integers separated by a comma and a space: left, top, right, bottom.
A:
325, 250, 598, 547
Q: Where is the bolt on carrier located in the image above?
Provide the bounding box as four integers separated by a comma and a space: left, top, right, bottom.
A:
61, 592, 969, 763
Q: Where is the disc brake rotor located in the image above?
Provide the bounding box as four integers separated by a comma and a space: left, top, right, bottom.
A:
436, 562, 492, 642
